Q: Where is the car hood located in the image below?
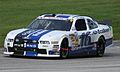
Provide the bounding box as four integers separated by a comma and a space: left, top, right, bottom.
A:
6, 28, 28, 39
7, 28, 68, 41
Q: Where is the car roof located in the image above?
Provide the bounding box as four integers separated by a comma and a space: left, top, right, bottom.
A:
37, 14, 92, 20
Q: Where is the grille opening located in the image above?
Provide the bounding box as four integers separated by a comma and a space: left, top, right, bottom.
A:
9, 47, 47, 54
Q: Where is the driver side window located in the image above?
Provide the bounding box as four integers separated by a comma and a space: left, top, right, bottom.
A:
75, 19, 87, 31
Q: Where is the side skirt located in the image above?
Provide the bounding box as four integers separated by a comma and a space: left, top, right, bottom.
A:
68, 45, 97, 57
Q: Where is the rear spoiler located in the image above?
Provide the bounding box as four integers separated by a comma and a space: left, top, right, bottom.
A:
98, 20, 112, 26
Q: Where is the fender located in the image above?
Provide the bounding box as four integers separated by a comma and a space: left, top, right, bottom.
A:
58, 35, 71, 49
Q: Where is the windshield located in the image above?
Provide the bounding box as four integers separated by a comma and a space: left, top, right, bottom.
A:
28, 19, 72, 31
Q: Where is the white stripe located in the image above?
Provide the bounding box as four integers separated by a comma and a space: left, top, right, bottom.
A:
27, 29, 42, 38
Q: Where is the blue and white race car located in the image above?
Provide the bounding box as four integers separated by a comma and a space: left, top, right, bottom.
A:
4, 14, 113, 58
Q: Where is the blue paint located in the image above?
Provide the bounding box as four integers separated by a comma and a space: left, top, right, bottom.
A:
69, 45, 96, 57
69, 38, 113, 56
25, 44, 38, 48
80, 32, 91, 47
49, 51, 60, 55
28, 29, 43, 38
49, 51, 55, 55
25, 51, 38, 56
105, 38, 112, 47
15, 29, 42, 39
30, 30, 52, 40
57, 15, 70, 18
92, 30, 98, 34
16, 29, 30, 38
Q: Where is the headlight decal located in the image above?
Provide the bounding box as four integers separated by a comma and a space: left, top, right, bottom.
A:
40, 41, 50, 44
51, 41, 58, 44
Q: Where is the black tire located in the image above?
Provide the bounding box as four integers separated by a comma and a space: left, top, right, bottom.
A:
10, 55, 15, 57
96, 37, 105, 57
60, 38, 69, 58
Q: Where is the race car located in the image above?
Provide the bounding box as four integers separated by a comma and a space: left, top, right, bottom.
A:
4, 14, 113, 58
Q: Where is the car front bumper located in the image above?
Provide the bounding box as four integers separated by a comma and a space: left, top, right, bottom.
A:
3, 47, 60, 57
3, 51, 60, 57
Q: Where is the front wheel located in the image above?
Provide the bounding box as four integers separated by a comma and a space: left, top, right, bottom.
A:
60, 38, 69, 58
96, 37, 105, 57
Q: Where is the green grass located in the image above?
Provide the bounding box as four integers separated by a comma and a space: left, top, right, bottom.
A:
0, 0, 120, 47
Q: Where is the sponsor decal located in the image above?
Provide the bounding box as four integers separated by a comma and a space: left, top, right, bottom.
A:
25, 44, 38, 48
98, 28, 109, 34
21, 30, 35, 36
29, 30, 52, 40
92, 28, 109, 35
27, 29, 43, 38
69, 32, 80, 49
92, 30, 98, 34
49, 51, 59, 55
69, 34, 79, 46
15, 29, 52, 40
80, 32, 91, 47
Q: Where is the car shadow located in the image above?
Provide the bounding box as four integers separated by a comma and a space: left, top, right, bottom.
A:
3, 52, 120, 60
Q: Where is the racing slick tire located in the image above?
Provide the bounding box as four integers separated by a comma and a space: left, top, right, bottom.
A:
60, 38, 69, 58
96, 37, 105, 57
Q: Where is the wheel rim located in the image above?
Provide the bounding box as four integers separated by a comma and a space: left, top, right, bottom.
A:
60, 39, 69, 58
61, 48, 69, 58
97, 42, 105, 56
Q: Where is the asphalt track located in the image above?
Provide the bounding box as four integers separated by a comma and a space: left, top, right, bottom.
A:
0, 41, 120, 72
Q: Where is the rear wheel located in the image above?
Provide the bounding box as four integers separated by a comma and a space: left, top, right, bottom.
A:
60, 38, 69, 58
96, 37, 105, 57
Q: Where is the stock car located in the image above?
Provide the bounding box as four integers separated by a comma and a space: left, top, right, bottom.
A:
4, 14, 113, 58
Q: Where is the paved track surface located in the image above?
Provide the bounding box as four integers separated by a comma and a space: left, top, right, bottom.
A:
0, 41, 120, 72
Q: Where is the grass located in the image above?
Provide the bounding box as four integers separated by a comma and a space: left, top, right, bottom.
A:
0, 0, 120, 47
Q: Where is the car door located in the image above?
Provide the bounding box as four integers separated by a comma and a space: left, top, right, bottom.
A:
74, 18, 90, 48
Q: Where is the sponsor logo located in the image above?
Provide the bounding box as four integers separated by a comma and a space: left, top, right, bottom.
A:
92, 28, 109, 35
16, 29, 52, 40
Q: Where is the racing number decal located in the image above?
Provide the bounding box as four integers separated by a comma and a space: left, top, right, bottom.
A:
80, 32, 91, 47
69, 32, 91, 50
